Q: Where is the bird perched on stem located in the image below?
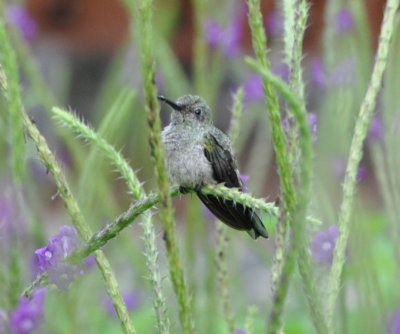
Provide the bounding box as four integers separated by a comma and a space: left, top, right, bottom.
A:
159, 94, 268, 239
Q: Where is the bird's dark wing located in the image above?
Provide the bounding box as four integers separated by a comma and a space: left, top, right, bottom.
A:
202, 133, 242, 189
197, 133, 268, 239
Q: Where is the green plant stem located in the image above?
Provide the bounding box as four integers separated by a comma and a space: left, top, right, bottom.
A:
246, 58, 329, 333
285, 0, 308, 165
246, 1, 297, 329
246, 1, 329, 332
52, 105, 170, 333
23, 114, 137, 334
1, 25, 136, 334
136, 0, 194, 332
325, 0, 399, 329
228, 86, 244, 145
69, 185, 278, 261
0, 21, 26, 182
215, 224, 235, 334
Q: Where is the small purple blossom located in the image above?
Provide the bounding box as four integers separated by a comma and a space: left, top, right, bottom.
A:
308, 113, 318, 140
236, 329, 247, 334
205, 21, 223, 49
332, 156, 366, 181
205, 19, 243, 57
390, 309, 400, 334
9, 288, 46, 334
335, 7, 354, 34
368, 115, 383, 140
265, 11, 283, 39
223, 21, 243, 57
310, 58, 327, 90
35, 226, 79, 271
83, 255, 96, 269
5, 5, 38, 41
243, 74, 264, 103
35, 226, 83, 290
104, 291, 139, 316
308, 114, 318, 129
240, 174, 250, 193
310, 225, 339, 266
272, 62, 290, 82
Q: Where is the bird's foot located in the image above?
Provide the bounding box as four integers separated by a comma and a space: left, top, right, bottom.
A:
179, 184, 203, 194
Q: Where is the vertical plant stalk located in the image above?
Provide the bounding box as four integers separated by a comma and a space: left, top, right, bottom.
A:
24, 114, 137, 334
136, 0, 195, 332
229, 87, 244, 145
245, 2, 296, 331
287, 0, 308, 159
140, 213, 171, 334
246, 59, 328, 333
0, 21, 26, 182
52, 106, 170, 333
244, 306, 258, 334
0, 27, 136, 334
215, 224, 235, 334
325, 0, 399, 328
213, 87, 244, 334
279, 1, 329, 331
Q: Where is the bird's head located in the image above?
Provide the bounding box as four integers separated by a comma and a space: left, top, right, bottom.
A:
158, 94, 212, 127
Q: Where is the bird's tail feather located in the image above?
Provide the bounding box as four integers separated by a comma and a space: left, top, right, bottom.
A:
196, 192, 268, 239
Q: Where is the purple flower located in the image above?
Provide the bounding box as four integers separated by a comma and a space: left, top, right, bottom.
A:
308, 113, 318, 139
265, 11, 283, 39
335, 7, 354, 33
236, 330, 247, 334
104, 291, 139, 316
240, 174, 250, 193
9, 288, 46, 334
272, 62, 290, 82
243, 74, 264, 103
35, 226, 79, 271
83, 255, 96, 269
204, 1, 245, 58
222, 21, 243, 57
35, 226, 83, 290
310, 225, 339, 266
5, 5, 38, 41
368, 115, 383, 140
310, 58, 327, 89
332, 156, 366, 181
390, 309, 400, 334
205, 19, 243, 57
205, 21, 223, 49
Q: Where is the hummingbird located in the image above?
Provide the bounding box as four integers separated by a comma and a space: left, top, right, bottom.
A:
159, 94, 268, 239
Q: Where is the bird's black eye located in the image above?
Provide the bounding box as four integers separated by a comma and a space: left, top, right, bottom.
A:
194, 108, 202, 116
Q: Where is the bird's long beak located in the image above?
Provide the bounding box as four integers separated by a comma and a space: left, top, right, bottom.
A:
157, 95, 183, 111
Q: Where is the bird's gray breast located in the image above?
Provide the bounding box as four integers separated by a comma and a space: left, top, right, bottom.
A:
161, 125, 214, 187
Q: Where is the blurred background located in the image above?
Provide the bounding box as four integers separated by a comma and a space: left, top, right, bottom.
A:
1, 0, 400, 333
